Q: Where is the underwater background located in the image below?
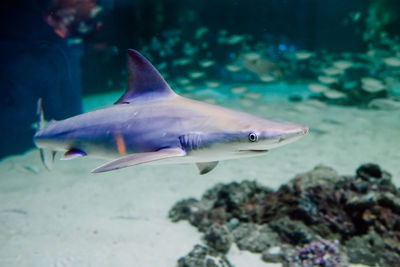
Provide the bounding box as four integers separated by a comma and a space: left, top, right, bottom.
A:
1, 0, 400, 266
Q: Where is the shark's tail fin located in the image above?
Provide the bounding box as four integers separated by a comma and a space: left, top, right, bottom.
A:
35, 98, 56, 170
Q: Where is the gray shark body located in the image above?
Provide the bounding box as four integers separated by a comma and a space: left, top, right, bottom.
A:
34, 50, 308, 174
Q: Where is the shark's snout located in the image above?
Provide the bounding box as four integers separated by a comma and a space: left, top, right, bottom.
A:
236, 122, 308, 153
293, 125, 309, 137
277, 124, 308, 144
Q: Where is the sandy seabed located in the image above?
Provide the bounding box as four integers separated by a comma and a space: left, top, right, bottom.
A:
0, 87, 399, 267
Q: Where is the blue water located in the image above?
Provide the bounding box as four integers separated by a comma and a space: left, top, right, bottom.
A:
84, 83, 312, 112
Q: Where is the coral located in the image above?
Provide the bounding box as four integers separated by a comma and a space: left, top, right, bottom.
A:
269, 217, 317, 245
283, 239, 348, 267
262, 246, 285, 263
343, 230, 398, 266
169, 163, 400, 266
356, 163, 392, 182
231, 223, 280, 252
169, 180, 272, 231
204, 223, 234, 253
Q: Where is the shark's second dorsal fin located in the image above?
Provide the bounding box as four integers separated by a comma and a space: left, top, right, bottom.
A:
115, 49, 176, 104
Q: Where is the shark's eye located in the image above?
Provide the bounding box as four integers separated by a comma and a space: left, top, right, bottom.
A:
248, 132, 258, 142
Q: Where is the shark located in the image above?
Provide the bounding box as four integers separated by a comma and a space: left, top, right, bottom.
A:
34, 49, 308, 174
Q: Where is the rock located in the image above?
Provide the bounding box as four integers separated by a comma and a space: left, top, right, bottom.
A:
202, 180, 271, 205
269, 217, 316, 245
204, 224, 234, 253
383, 57, 400, 67
169, 198, 200, 222
232, 223, 280, 252
344, 231, 400, 266
333, 60, 354, 70
294, 51, 314, 60
323, 89, 347, 99
243, 52, 261, 61
368, 98, 400, 110
379, 192, 400, 213
226, 64, 242, 72
345, 193, 377, 211
169, 180, 273, 231
177, 244, 233, 267
302, 47, 400, 107
361, 77, 386, 93
259, 75, 276, 82
318, 76, 339, 85
356, 163, 388, 181
168, 198, 215, 231
262, 246, 284, 263
227, 218, 239, 229
170, 164, 400, 267
290, 164, 341, 190
322, 67, 343, 76
201, 180, 272, 224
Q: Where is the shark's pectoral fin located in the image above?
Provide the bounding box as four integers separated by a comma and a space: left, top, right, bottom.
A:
91, 147, 186, 173
196, 161, 219, 175
61, 148, 87, 160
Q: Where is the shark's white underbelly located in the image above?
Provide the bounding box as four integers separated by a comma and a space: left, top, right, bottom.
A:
144, 149, 268, 165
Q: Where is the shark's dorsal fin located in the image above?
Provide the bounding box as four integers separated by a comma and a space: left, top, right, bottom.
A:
115, 49, 176, 104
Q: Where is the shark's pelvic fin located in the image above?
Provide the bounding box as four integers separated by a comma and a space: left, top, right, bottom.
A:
52, 151, 57, 162
36, 98, 53, 170
196, 161, 219, 175
61, 148, 87, 160
39, 149, 52, 170
91, 147, 186, 173
115, 49, 176, 104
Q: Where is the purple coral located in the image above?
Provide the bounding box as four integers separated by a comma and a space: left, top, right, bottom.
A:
285, 239, 347, 267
